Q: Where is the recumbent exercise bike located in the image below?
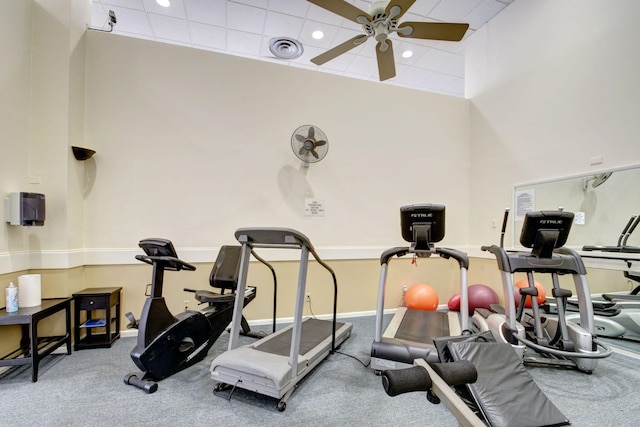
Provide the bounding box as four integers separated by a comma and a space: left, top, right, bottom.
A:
124, 238, 275, 393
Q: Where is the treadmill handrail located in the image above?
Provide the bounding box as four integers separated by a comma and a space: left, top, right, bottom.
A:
235, 227, 315, 251
232, 227, 339, 352
380, 247, 410, 265
436, 248, 470, 270
380, 246, 469, 269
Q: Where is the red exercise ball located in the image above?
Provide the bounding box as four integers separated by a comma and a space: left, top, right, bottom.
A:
447, 284, 500, 315
514, 279, 547, 308
405, 283, 439, 311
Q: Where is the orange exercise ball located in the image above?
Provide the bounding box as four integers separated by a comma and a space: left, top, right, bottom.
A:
514, 279, 547, 308
405, 283, 439, 311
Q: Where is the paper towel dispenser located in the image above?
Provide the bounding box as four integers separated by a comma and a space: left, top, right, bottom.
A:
4, 192, 46, 226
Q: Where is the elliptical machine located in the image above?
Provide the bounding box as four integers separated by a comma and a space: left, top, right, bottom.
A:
472, 210, 612, 373
124, 238, 274, 393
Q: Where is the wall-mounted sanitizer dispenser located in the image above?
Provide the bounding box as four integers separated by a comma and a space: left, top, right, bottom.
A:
4, 192, 46, 226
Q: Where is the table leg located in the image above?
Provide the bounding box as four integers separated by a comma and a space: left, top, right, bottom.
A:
30, 319, 38, 382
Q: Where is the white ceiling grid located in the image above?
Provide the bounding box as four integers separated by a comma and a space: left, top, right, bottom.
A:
90, 0, 515, 97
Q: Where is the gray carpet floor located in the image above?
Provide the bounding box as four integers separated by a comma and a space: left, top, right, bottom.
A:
1, 314, 639, 426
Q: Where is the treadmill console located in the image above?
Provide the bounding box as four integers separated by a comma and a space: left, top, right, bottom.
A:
520, 211, 574, 258
400, 204, 445, 250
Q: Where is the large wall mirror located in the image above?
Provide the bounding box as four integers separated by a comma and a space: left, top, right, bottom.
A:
513, 165, 640, 354
513, 164, 640, 253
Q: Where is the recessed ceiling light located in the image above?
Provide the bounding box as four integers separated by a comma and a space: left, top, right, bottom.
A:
402, 50, 413, 58
156, 0, 170, 7
312, 30, 324, 40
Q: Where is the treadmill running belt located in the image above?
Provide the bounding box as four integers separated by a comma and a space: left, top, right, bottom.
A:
394, 309, 450, 344
254, 318, 344, 357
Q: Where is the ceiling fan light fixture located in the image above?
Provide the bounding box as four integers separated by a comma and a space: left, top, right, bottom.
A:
268, 37, 304, 59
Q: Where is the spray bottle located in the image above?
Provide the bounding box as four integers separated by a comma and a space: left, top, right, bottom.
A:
5, 282, 18, 312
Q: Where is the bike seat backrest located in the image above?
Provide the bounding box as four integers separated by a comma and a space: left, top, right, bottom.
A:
210, 245, 242, 292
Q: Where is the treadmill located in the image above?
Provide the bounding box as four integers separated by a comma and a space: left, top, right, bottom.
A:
210, 227, 352, 411
371, 204, 470, 372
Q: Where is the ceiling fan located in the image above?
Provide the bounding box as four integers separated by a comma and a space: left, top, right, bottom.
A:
308, 0, 470, 81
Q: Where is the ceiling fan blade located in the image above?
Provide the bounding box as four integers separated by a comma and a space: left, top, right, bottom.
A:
376, 40, 396, 81
308, 126, 315, 139
311, 35, 369, 65
397, 22, 469, 41
299, 146, 307, 156
385, 0, 416, 21
315, 140, 327, 147
310, 149, 319, 159
307, 0, 371, 24
295, 134, 306, 142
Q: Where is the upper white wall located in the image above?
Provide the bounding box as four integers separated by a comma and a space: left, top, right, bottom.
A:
466, 0, 640, 246
82, 32, 471, 254
0, 0, 32, 256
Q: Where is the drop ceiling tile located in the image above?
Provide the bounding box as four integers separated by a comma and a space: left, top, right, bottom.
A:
226, 2, 267, 35
142, 0, 186, 18
101, 0, 144, 9
395, 65, 431, 86
393, 40, 430, 66
440, 53, 465, 77
190, 22, 226, 49
268, 0, 310, 17
91, 0, 515, 98
305, 2, 358, 29
185, 0, 226, 26
407, 0, 441, 17
148, 13, 191, 42
263, 11, 305, 38
231, 0, 267, 9
415, 47, 458, 72
464, 0, 507, 30
226, 29, 262, 56
298, 21, 341, 49
346, 54, 378, 78
421, 71, 456, 91
442, 76, 464, 96
430, 0, 484, 22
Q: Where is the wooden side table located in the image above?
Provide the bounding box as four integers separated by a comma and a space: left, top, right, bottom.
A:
0, 298, 72, 382
73, 287, 122, 350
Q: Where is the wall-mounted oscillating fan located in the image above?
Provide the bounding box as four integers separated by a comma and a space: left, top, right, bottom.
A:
291, 125, 329, 167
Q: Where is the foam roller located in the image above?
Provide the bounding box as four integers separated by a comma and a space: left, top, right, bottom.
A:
382, 360, 477, 397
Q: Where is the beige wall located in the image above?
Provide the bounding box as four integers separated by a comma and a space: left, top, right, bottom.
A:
81, 31, 470, 251
2, 0, 639, 354
466, 0, 640, 247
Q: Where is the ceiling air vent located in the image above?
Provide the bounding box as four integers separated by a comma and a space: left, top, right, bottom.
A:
268, 37, 304, 59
